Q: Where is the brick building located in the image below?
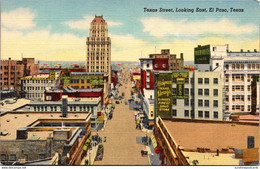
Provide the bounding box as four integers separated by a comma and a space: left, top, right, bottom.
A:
149, 49, 184, 70
0, 58, 39, 96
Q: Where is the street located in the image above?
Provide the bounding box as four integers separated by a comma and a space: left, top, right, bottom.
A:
93, 70, 150, 165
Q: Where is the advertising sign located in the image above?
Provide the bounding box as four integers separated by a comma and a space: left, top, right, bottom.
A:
156, 73, 172, 118
172, 72, 189, 99
194, 45, 211, 64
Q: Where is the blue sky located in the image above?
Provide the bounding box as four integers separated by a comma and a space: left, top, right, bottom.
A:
1, 0, 259, 61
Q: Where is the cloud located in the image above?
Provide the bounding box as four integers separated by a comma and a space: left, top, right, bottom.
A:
1, 8, 36, 29
1, 28, 85, 61
63, 16, 123, 30
141, 17, 258, 37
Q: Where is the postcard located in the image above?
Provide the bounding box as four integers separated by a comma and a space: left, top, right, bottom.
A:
0, 0, 259, 167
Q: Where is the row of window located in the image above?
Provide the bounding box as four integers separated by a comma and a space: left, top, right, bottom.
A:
21, 80, 54, 84
198, 89, 218, 96
225, 105, 251, 112
24, 86, 48, 91
172, 110, 219, 119
26, 93, 44, 98
225, 95, 251, 102
225, 64, 260, 70
33, 105, 94, 112
198, 100, 218, 107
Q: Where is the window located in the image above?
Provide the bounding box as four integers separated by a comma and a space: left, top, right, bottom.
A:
184, 110, 189, 117
232, 74, 244, 82
247, 95, 251, 101
241, 64, 244, 70
214, 111, 218, 119
190, 88, 194, 95
185, 78, 189, 84
236, 64, 240, 69
247, 64, 251, 69
172, 109, 177, 117
198, 100, 203, 107
172, 98, 177, 106
225, 75, 229, 82
146, 64, 150, 68
204, 89, 209, 96
256, 64, 260, 69
1, 154, 7, 161
247, 105, 251, 111
198, 89, 203, 95
204, 100, 209, 107
248, 85, 251, 91
213, 78, 218, 84
185, 88, 189, 95
205, 111, 209, 118
198, 111, 203, 118
214, 89, 218, 96
191, 110, 195, 118
162, 64, 166, 68
173, 78, 176, 83
9, 154, 16, 161
155, 64, 158, 68
81, 80, 84, 83
204, 78, 209, 84
213, 100, 218, 107
198, 78, 203, 84
232, 64, 235, 70
190, 78, 194, 84
190, 99, 194, 106
225, 64, 229, 70
184, 99, 189, 106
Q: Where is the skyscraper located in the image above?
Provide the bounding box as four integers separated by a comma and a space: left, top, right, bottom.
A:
86, 15, 111, 85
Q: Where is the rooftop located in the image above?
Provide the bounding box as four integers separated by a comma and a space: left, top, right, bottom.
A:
30, 97, 101, 105
163, 119, 259, 151
71, 72, 105, 75
0, 112, 89, 140
183, 151, 240, 165
0, 98, 30, 114
91, 15, 106, 24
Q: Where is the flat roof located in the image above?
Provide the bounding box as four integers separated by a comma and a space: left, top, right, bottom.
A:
30, 97, 101, 105
182, 151, 240, 165
0, 112, 88, 140
0, 99, 30, 114
163, 119, 259, 151
71, 72, 104, 75
24, 74, 49, 79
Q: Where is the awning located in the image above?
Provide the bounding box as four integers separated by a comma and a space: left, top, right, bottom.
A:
150, 135, 157, 149
83, 135, 92, 151
97, 113, 105, 123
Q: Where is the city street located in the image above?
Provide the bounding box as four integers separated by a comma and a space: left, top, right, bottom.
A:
94, 70, 150, 165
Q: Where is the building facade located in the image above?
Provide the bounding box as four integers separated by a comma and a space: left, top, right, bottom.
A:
58, 71, 109, 103
153, 70, 223, 122
0, 58, 39, 95
20, 72, 58, 100
86, 15, 111, 85
194, 44, 260, 116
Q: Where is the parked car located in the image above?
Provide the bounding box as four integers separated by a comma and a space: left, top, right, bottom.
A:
115, 101, 120, 104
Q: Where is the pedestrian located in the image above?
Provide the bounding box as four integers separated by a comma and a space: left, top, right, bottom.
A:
104, 137, 106, 142
85, 159, 89, 165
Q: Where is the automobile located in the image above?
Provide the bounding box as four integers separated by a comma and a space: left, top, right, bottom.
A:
115, 101, 120, 104
0, 101, 4, 106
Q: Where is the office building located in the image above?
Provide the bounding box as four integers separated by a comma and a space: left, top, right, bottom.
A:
86, 15, 111, 85
0, 58, 39, 95
194, 44, 260, 116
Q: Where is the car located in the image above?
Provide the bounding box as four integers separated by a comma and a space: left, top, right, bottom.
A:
115, 101, 120, 104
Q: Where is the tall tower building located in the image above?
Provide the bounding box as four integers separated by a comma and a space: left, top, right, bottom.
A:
86, 15, 111, 85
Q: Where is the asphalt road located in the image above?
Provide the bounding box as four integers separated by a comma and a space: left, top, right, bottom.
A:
94, 70, 149, 165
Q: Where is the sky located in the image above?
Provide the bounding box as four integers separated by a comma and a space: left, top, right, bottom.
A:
1, 0, 259, 62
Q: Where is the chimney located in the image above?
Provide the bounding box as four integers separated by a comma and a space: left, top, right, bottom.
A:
254, 49, 257, 52
61, 98, 68, 117
240, 49, 243, 52
180, 53, 183, 59
9, 57, 11, 60
247, 50, 250, 52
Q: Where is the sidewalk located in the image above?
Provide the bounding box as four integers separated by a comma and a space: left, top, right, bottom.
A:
80, 142, 99, 165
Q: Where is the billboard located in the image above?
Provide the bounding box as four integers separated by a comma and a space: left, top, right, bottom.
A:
172, 72, 189, 99
156, 73, 172, 118
194, 45, 211, 64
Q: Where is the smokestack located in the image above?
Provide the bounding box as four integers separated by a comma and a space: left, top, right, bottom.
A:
61, 98, 68, 117
240, 49, 243, 52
